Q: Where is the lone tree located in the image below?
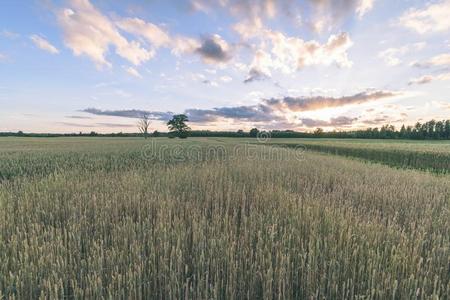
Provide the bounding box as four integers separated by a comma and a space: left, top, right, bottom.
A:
167, 114, 190, 138
314, 128, 323, 136
138, 113, 151, 139
249, 128, 259, 138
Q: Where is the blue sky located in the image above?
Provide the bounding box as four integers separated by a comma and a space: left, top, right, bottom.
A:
1, 0, 450, 133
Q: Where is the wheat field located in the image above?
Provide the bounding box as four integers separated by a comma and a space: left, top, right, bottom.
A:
269, 138, 450, 173
0, 137, 449, 299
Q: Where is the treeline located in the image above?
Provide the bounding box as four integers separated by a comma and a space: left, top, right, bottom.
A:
0, 130, 250, 138
2, 119, 450, 140
337, 119, 450, 140
192, 119, 450, 139
0, 131, 146, 138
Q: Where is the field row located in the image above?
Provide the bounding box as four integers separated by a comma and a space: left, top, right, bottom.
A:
269, 140, 450, 173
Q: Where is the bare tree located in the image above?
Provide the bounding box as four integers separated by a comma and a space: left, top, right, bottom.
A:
138, 113, 151, 139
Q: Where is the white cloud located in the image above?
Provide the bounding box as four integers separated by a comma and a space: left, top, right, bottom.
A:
399, 0, 450, 34
431, 101, 450, 109
408, 75, 434, 85
356, 0, 375, 18
412, 53, 450, 68
414, 42, 426, 49
378, 43, 425, 66
238, 24, 353, 82
125, 66, 143, 78
57, 0, 153, 68
190, 0, 212, 13
57, 1, 239, 69
30, 35, 59, 54
190, 72, 206, 81
429, 53, 450, 66
220, 75, 232, 82
0, 53, 6, 62
378, 48, 403, 66
47, 0, 376, 87
116, 18, 170, 48
246, 91, 264, 100
233, 13, 354, 77
310, 19, 330, 34
408, 72, 450, 85
306, 0, 377, 33
234, 62, 247, 72
1, 30, 19, 39
219, 0, 279, 20
171, 36, 201, 56
202, 80, 219, 87
233, 17, 264, 40
114, 89, 132, 98
267, 31, 353, 73
244, 49, 273, 82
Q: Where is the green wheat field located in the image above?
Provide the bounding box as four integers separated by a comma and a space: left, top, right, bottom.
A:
1, 137, 449, 299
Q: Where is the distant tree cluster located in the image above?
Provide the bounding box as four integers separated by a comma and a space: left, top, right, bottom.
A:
243, 119, 450, 140
336, 119, 450, 140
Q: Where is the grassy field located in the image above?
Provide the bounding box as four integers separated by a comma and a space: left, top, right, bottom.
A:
268, 138, 450, 173
1, 137, 449, 299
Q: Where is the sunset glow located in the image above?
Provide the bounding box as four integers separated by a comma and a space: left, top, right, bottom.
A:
1, 0, 450, 133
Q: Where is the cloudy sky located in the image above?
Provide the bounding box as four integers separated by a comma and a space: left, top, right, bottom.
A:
1, 0, 450, 133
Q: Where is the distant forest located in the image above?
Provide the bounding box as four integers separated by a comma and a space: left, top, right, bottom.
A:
2, 119, 450, 140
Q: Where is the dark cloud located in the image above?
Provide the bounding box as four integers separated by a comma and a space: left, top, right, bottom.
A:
186, 104, 276, 123
82, 106, 277, 124
306, 0, 371, 26
201, 79, 218, 86
408, 72, 450, 85
360, 117, 390, 125
57, 122, 94, 128
190, 0, 372, 33
308, 0, 358, 15
190, 0, 289, 19
66, 115, 92, 119
300, 116, 358, 127
190, 0, 368, 25
184, 108, 218, 122
58, 122, 135, 128
410, 61, 431, 69
264, 91, 398, 112
80, 90, 399, 127
81, 108, 172, 120
244, 68, 270, 83
97, 123, 135, 128
196, 35, 232, 63
408, 75, 433, 85
185, 90, 397, 124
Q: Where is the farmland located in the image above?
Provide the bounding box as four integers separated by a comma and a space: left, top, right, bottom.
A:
269, 139, 450, 173
1, 137, 449, 299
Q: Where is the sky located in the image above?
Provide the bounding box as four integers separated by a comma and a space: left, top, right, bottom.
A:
1, 0, 450, 133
